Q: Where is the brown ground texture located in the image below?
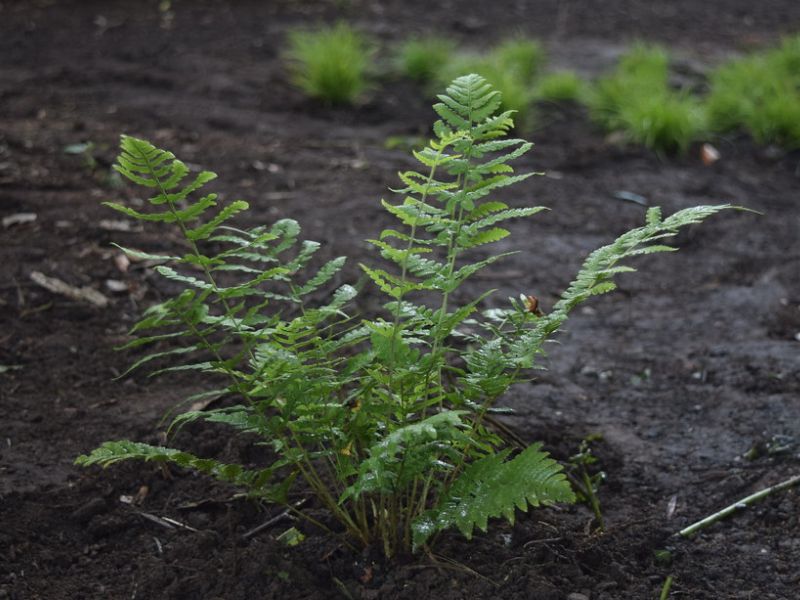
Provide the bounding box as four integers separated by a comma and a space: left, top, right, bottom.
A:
1, 1, 799, 598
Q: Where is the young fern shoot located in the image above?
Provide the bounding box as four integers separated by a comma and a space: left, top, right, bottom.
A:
77, 75, 732, 558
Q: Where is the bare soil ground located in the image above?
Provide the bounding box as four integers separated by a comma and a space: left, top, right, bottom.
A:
1, 1, 799, 598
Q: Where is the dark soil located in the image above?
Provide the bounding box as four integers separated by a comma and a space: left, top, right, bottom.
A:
2, 1, 799, 598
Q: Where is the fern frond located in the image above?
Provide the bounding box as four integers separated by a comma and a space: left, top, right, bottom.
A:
459, 226, 510, 248
103, 198, 214, 224
472, 141, 532, 174
186, 200, 250, 240
449, 253, 512, 289
342, 411, 469, 501
466, 200, 508, 221
411, 443, 575, 549
169, 405, 269, 436
113, 136, 222, 224
296, 256, 347, 296
270, 218, 302, 252
468, 206, 547, 229
462, 172, 534, 203
155, 265, 215, 291
461, 338, 516, 398
360, 264, 425, 299
114, 136, 176, 188
381, 198, 450, 229
435, 74, 499, 127
318, 283, 358, 314
76, 441, 279, 492
112, 245, 178, 263
119, 345, 203, 378
115, 330, 187, 351
433, 290, 494, 337
508, 204, 734, 367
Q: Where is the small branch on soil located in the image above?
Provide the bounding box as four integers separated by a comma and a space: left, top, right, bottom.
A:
677, 473, 800, 538
241, 508, 292, 540
241, 499, 307, 540
137, 511, 198, 532
659, 575, 674, 600
29, 270, 109, 308
409, 552, 497, 587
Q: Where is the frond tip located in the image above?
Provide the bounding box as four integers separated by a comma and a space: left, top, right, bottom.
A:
411, 443, 575, 549
434, 73, 515, 134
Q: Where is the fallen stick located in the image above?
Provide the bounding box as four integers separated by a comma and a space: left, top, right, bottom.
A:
678, 473, 800, 538
241, 509, 291, 540
137, 511, 198, 532
241, 499, 306, 540
30, 270, 109, 308
659, 575, 673, 600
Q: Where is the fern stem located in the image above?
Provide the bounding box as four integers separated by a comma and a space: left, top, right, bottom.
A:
296, 456, 366, 544
577, 463, 605, 531
410, 472, 434, 522
443, 392, 501, 490
387, 143, 447, 410
425, 91, 480, 407
355, 496, 370, 539
287, 428, 364, 539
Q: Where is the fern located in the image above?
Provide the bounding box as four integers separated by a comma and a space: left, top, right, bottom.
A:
342, 411, 470, 501
509, 204, 733, 367
78, 75, 733, 559
76, 440, 290, 501
411, 444, 575, 549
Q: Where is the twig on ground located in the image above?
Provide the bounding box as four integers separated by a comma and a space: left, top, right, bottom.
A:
242, 509, 292, 540
242, 499, 307, 540
160, 515, 198, 532
137, 511, 198, 532
659, 575, 673, 600
30, 270, 109, 307
137, 511, 176, 530
413, 551, 498, 587
677, 473, 800, 538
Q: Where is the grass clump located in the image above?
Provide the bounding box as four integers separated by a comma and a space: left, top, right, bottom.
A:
748, 92, 800, 147
706, 34, 800, 148
491, 37, 546, 82
76, 75, 732, 560
286, 22, 371, 104
588, 44, 706, 154
590, 44, 669, 126
397, 35, 457, 84
535, 70, 586, 102
618, 92, 705, 155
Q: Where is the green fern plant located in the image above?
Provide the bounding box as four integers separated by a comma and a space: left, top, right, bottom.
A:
286, 22, 371, 104
77, 74, 732, 558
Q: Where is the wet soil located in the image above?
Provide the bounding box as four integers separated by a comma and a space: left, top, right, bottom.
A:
1, 1, 799, 598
